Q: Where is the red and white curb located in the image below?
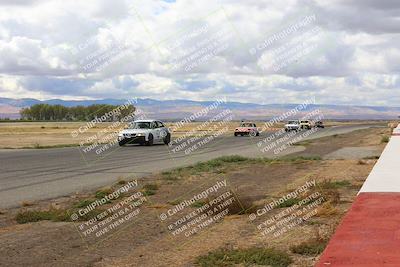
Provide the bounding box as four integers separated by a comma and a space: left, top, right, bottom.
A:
316, 124, 400, 267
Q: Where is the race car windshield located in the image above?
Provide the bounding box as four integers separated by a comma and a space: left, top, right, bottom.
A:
130, 122, 151, 129
240, 123, 253, 127
288, 121, 298, 124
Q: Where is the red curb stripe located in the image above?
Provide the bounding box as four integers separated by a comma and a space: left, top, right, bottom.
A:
316, 193, 400, 267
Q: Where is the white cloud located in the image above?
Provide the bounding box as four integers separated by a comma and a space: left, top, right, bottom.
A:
0, 0, 398, 106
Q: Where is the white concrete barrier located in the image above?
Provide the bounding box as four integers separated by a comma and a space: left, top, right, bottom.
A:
393, 124, 400, 136
359, 124, 400, 193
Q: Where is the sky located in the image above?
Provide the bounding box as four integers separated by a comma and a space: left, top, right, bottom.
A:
0, 0, 399, 106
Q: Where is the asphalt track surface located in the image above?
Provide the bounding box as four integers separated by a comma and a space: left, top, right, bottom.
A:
0, 124, 374, 208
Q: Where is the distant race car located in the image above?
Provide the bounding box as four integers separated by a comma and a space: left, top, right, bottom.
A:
234, 122, 260, 136
315, 121, 325, 128
284, 120, 300, 132
299, 120, 312, 130
117, 119, 171, 146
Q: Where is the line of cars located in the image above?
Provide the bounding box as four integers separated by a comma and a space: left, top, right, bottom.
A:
284, 120, 324, 132
232, 120, 324, 137
117, 119, 325, 146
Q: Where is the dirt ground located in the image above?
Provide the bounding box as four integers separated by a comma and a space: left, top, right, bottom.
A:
291, 126, 389, 158
0, 127, 390, 267
0, 120, 387, 148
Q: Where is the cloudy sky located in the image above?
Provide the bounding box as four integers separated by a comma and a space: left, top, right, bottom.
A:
0, 0, 399, 106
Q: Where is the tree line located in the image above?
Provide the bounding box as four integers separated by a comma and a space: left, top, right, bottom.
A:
20, 104, 136, 121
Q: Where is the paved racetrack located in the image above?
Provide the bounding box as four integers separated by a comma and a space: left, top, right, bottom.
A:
0, 124, 375, 208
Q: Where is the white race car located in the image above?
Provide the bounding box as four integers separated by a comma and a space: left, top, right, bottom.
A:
118, 120, 171, 146
284, 120, 300, 132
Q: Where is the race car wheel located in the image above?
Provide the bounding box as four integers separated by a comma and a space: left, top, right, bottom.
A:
163, 133, 171, 145
234, 132, 238, 136
146, 134, 154, 146
118, 139, 128, 146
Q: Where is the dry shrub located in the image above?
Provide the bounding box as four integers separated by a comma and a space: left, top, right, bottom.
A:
316, 202, 338, 217
322, 189, 341, 205
21, 201, 34, 207
226, 194, 260, 215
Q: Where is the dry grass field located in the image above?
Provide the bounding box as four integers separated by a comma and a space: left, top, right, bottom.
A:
0, 121, 240, 148
0, 120, 387, 149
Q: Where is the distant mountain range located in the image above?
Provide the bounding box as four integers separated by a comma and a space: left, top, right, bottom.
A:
0, 97, 399, 120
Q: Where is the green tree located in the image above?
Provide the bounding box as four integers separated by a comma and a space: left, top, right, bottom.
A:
19, 103, 137, 121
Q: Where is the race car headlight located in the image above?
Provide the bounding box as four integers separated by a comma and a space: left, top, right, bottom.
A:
136, 133, 144, 136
